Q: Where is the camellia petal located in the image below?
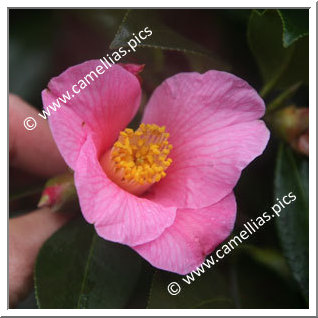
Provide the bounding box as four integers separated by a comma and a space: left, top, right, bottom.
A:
133, 193, 237, 274
142, 71, 270, 209
74, 135, 177, 246
42, 61, 142, 169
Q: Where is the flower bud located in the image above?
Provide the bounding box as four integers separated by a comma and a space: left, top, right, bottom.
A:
270, 105, 309, 156
38, 172, 79, 213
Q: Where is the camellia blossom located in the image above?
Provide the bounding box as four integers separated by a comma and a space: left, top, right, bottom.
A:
42, 60, 270, 274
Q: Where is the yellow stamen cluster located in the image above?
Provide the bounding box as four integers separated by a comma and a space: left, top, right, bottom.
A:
111, 123, 173, 186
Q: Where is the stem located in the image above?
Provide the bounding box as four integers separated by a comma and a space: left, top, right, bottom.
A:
266, 82, 302, 114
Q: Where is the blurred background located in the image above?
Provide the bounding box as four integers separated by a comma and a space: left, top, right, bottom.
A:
9, 9, 309, 309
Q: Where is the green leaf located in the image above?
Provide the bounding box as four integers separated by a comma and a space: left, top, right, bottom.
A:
248, 10, 294, 97
147, 267, 233, 309
278, 9, 309, 47
111, 9, 208, 54
110, 9, 227, 66
231, 251, 306, 308
147, 249, 305, 309
274, 143, 309, 300
247, 9, 308, 97
35, 216, 142, 308
277, 35, 309, 89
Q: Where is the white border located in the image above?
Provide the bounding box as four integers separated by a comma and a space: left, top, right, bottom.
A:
308, 0, 316, 316
3, 1, 316, 316
2, 0, 316, 8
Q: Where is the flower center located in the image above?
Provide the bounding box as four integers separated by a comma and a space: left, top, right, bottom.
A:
100, 123, 173, 195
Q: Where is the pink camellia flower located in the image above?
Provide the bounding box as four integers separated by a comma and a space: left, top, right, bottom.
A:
42, 60, 269, 274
